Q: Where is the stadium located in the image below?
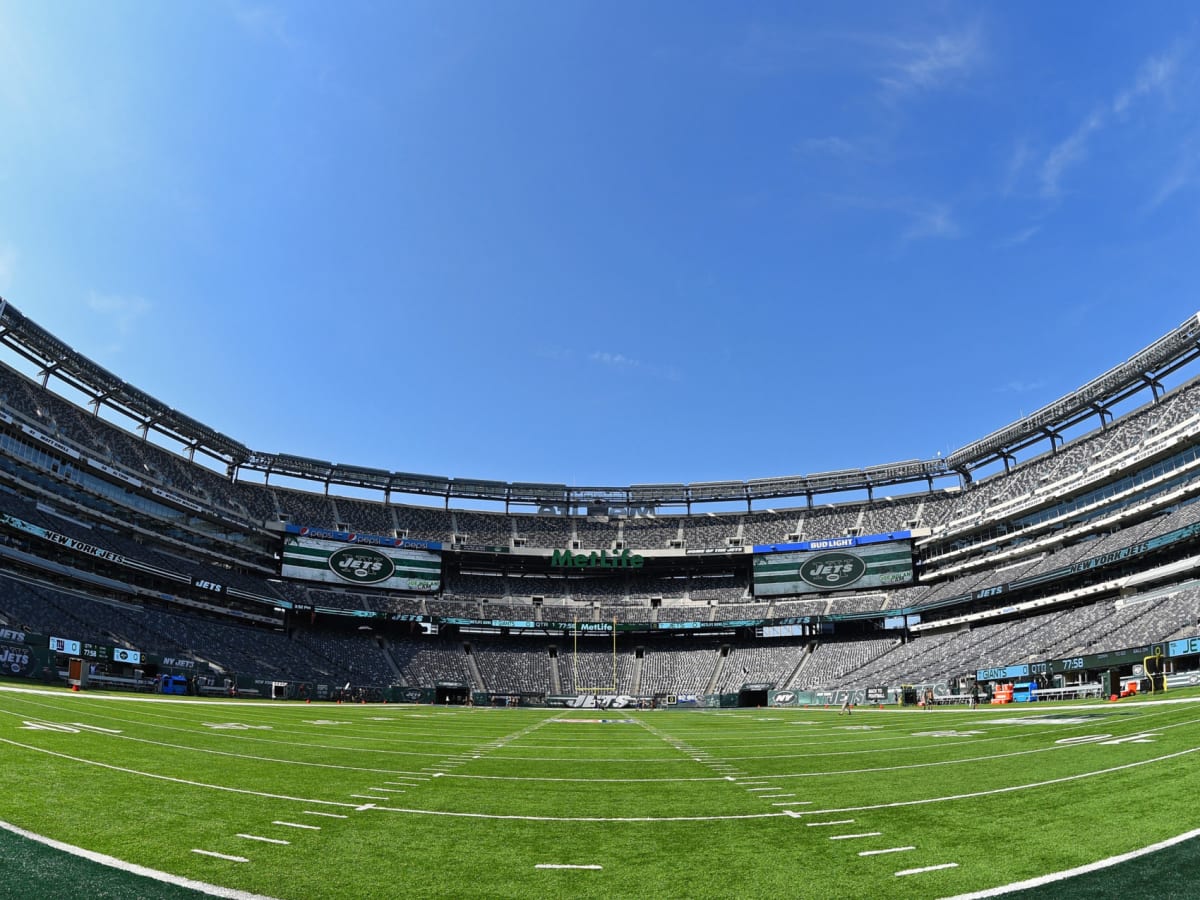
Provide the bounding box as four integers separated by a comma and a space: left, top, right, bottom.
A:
1, 297, 1199, 898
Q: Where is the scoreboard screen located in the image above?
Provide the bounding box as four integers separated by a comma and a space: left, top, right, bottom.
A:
753, 540, 913, 597
281, 536, 441, 592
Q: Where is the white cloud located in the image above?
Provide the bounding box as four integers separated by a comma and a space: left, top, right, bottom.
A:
1113, 49, 1179, 115
1040, 110, 1104, 198
1040, 46, 1183, 198
1146, 140, 1200, 212
996, 379, 1046, 394
590, 351, 680, 382
798, 136, 859, 157
880, 26, 983, 96
1002, 140, 1032, 195
901, 202, 960, 242
87, 291, 152, 337
229, 1, 295, 48
997, 225, 1041, 248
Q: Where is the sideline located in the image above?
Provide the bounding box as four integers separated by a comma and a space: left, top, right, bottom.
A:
0, 819, 279, 900
943, 827, 1200, 898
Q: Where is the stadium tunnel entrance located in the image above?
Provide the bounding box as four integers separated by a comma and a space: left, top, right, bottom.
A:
738, 683, 772, 707
436, 683, 469, 705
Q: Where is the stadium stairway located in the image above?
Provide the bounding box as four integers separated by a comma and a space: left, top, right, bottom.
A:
705, 651, 726, 694
782, 643, 813, 689
379, 639, 407, 686
464, 645, 486, 691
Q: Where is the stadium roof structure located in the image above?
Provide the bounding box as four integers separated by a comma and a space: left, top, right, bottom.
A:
1, 298, 1198, 507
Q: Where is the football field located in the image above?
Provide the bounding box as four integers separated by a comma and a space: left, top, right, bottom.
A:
1, 684, 1199, 898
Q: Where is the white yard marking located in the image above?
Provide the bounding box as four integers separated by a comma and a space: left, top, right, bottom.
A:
302, 812, 348, 819
0, 738, 361, 809
943, 827, 1200, 898
354, 803, 376, 812
19, 721, 79, 732
897, 862, 959, 876
202, 723, 272, 730
807, 820, 855, 827
273, 821, 320, 830
237, 834, 290, 845
371, 788, 406, 793
535, 864, 603, 870
830, 833, 882, 840
69, 723, 123, 733
761, 794, 793, 799
191, 849, 250, 863
859, 847, 915, 856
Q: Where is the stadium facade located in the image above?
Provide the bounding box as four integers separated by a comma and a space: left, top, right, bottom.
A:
1, 299, 1199, 706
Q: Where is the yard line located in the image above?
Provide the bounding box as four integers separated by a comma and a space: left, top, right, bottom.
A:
0, 738, 363, 810
807, 820, 855, 827
237, 834, 291, 846
191, 849, 249, 863
370, 788, 406, 793
830, 833, 882, 841
772, 801, 812, 806
859, 847, 915, 856
897, 863, 959, 876
761, 794, 794, 799
535, 864, 603, 870
273, 822, 320, 830
302, 812, 348, 819
350, 795, 389, 801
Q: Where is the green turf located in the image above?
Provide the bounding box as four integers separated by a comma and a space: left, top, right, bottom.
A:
1, 683, 1198, 898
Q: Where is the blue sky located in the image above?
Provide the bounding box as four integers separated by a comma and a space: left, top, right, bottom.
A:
1, 2, 1199, 493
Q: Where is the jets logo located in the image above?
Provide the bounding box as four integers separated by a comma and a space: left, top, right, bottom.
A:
328, 547, 395, 584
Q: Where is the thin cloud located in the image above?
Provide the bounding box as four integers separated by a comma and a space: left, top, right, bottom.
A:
229, 1, 295, 48
1113, 49, 1179, 115
87, 291, 152, 338
828, 194, 961, 244
1041, 46, 1182, 198
880, 26, 983, 96
1040, 110, 1104, 198
996, 379, 1046, 394
1148, 155, 1200, 211
590, 351, 681, 382
997, 225, 1041, 248
900, 202, 961, 242
798, 136, 859, 158
1002, 140, 1032, 195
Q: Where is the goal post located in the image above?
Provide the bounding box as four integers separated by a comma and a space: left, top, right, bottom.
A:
572, 616, 618, 693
